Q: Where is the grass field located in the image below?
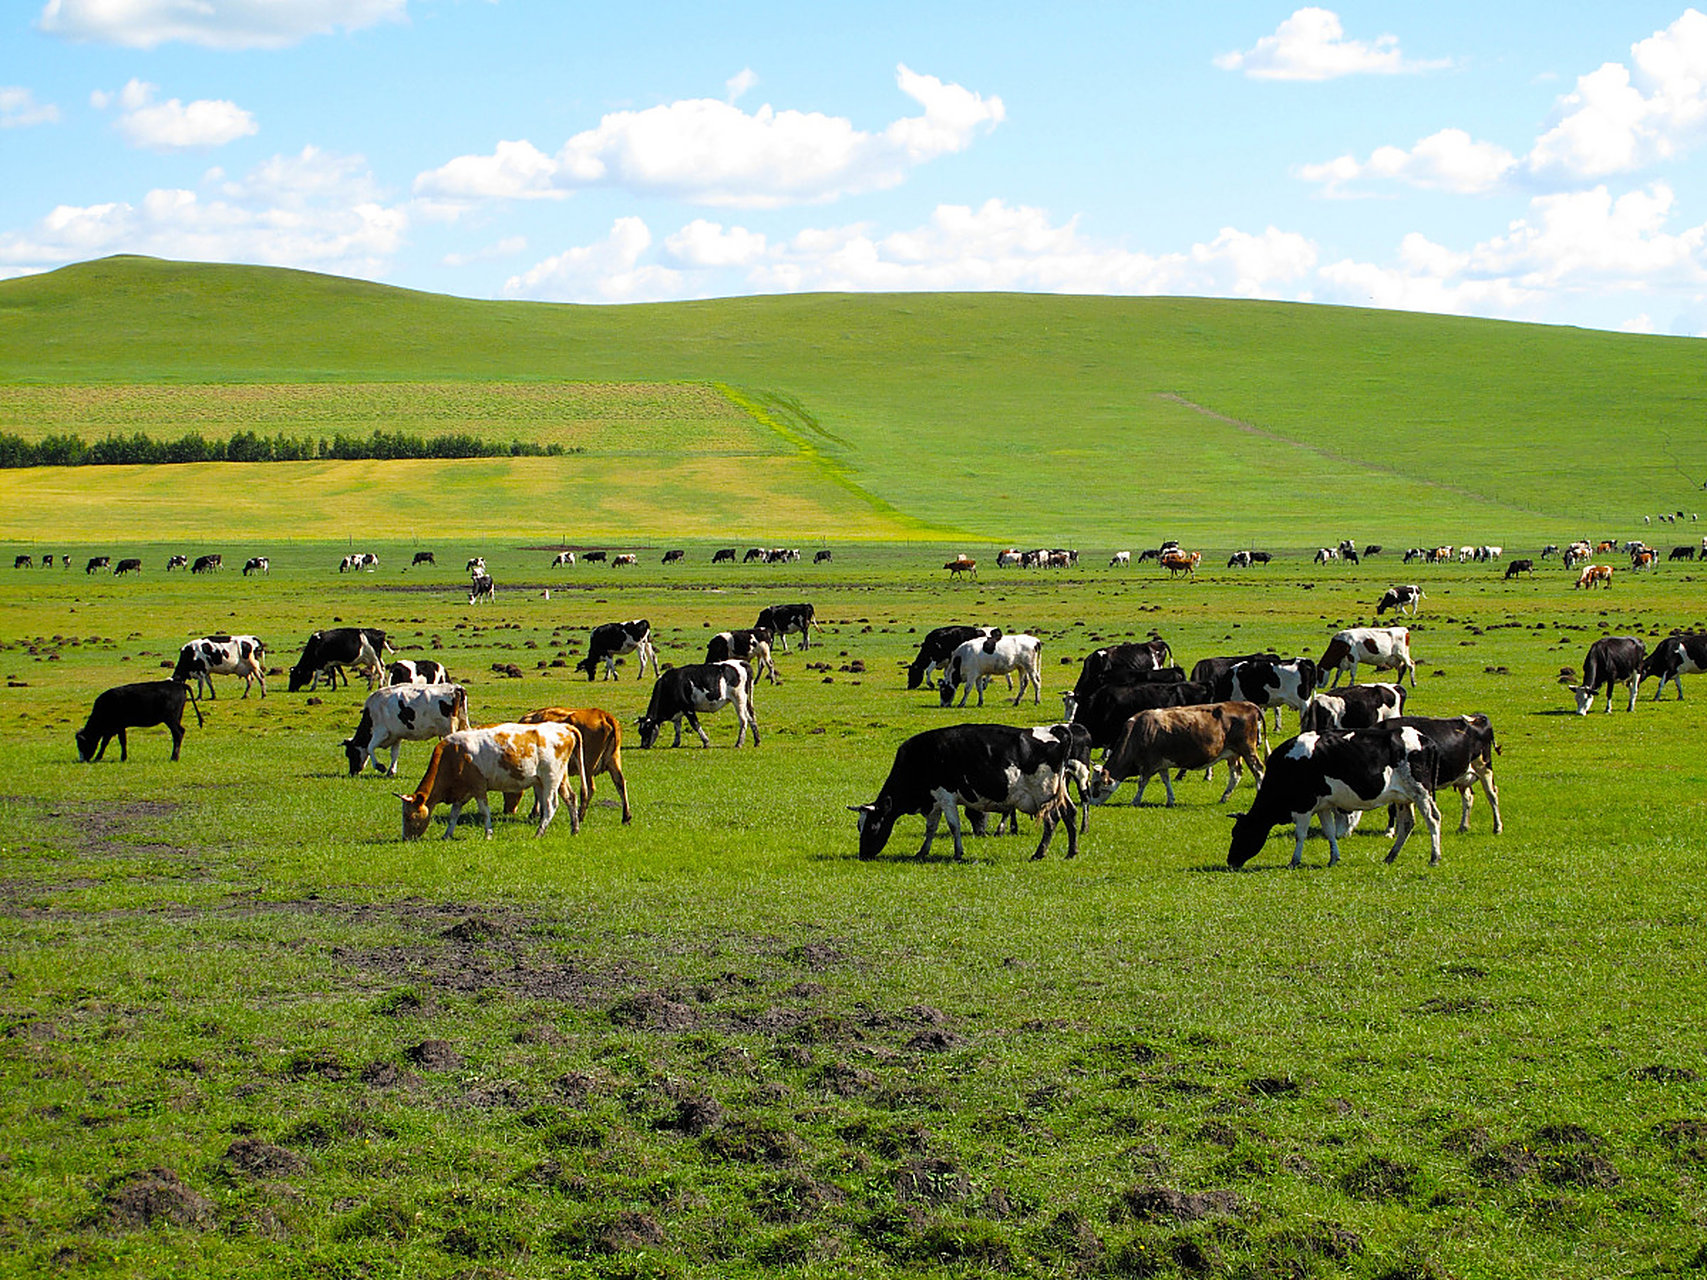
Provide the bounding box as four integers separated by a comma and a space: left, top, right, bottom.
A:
3, 543, 1707, 1278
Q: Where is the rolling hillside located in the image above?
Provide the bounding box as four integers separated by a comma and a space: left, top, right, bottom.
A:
1, 255, 1702, 544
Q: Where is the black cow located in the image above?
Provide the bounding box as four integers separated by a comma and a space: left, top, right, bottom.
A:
1189, 652, 1281, 689
712, 547, 737, 564
850, 724, 1089, 861
412, 551, 436, 566
86, 556, 110, 574
1069, 639, 1174, 706
814, 550, 833, 563
1563, 636, 1645, 715
743, 547, 766, 563
1061, 664, 1185, 719
1070, 679, 1216, 748
289, 627, 392, 693
1503, 558, 1535, 579
1641, 632, 1707, 700
1227, 726, 1443, 869
1299, 683, 1406, 731
755, 603, 817, 652
706, 627, 778, 684
114, 558, 142, 575
1670, 546, 1697, 561
191, 554, 221, 573
582, 550, 608, 563
75, 680, 203, 762
662, 549, 685, 564
577, 620, 657, 681
637, 661, 757, 748
908, 625, 996, 691
387, 659, 450, 686
12, 555, 29, 569
1363, 545, 1383, 558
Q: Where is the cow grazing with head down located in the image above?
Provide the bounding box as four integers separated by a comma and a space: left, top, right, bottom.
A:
814, 550, 833, 564
1562, 636, 1645, 714
165, 554, 188, 571
1319, 627, 1415, 688
909, 626, 997, 691
1299, 683, 1406, 732
662, 549, 685, 564
344, 683, 470, 775
243, 556, 269, 576
1375, 585, 1424, 617
576, 620, 656, 681
396, 723, 586, 839
86, 556, 110, 574
851, 724, 1089, 861
289, 627, 392, 692
755, 603, 817, 652
12, 555, 29, 569
412, 551, 436, 567
637, 661, 758, 748
1227, 726, 1443, 868
707, 626, 778, 685
114, 558, 142, 575
1090, 702, 1267, 808
711, 547, 737, 564
940, 632, 1043, 707
613, 553, 638, 567
504, 706, 632, 824
191, 554, 222, 573
76, 680, 203, 762
1640, 632, 1707, 700
386, 659, 449, 686
1503, 558, 1535, 579
551, 551, 576, 568
173, 634, 267, 699
1670, 545, 1697, 561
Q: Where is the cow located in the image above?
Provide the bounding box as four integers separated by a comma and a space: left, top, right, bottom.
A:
1562, 636, 1645, 715
172, 634, 267, 699
1640, 632, 1707, 700
1070, 679, 1217, 748
1319, 627, 1415, 688
1226, 726, 1443, 869
1110, 551, 1131, 568
1375, 585, 1425, 617
505, 706, 633, 824
612, 553, 638, 567
1503, 559, 1535, 579
114, 558, 142, 575
465, 557, 487, 577
386, 659, 450, 686
288, 627, 392, 693
662, 549, 685, 564
86, 556, 110, 574
707, 627, 778, 685
165, 554, 188, 571
1574, 564, 1614, 589
743, 547, 767, 563
1057, 665, 1185, 720
1363, 545, 1383, 558
1072, 638, 1173, 697
939, 633, 1043, 707
576, 620, 657, 681
908, 626, 997, 691
1383, 714, 1502, 836
1631, 548, 1658, 571
1539, 544, 1560, 559
814, 550, 832, 564
587, 551, 613, 564
411, 551, 436, 567
1314, 547, 1338, 565
1299, 683, 1406, 732
468, 573, 496, 604
1217, 657, 1318, 731
396, 723, 586, 840
946, 556, 977, 579
551, 551, 576, 568
712, 547, 737, 564
755, 603, 818, 652
996, 549, 1023, 568
1226, 550, 1251, 569
344, 683, 471, 776
11, 555, 28, 569
75, 680, 204, 763
338, 552, 378, 572
1090, 702, 1267, 808
636, 661, 758, 748
1159, 549, 1201, 578
1670, 546, 1697, 561
191, 554, 222, 573
243, 556, 269, 576
850, 724, 1089, 861
1189, 652, 1282, 691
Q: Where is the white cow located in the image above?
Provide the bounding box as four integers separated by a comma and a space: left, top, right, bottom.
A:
1318, 627, 1415, 688
938, 633, 1044, 707
1109, 550, 1131, 567
171, 634, 268, 699
344, 683, 471, 776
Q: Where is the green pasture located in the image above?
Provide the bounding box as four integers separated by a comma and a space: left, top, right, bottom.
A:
2, 545, 1706, 1278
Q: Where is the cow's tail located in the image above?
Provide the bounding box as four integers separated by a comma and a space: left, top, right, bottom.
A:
452, 685, 471, 732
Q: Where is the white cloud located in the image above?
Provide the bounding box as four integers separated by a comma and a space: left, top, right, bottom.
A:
415, 64, 1004, 209
726, 68, 758, 103
37, 0, 406, 50
1622, 313, 1657, 333
1301, 128, 1519, 196
1215, 7, 1446, 81
93, 78, 256, 149
505, 217, 685, 302
663, 219, 767, 268
0, 86, 59, 128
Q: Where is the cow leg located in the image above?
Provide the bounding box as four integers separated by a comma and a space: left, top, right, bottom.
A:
670, 715, 686, 747
1217, 759, 1242, 804
1133, 772, 1152, 806
606, 757, 633, 824
942, 803, 966, 860
1420, 793, 1443, 864
443, 802, 464, 839
168, 720, 183, 761
116, 728, 128, 762
502, 791, 524, 816
1290, 814, 1311, 868
1384, 802, 1418, 863
477, 794, 497, 839
916, 807, 942, 859
744, 703, 760, 747
387, 744, 401, 777
1455, 784, 1474, 833
1477, 766, 1502, 834
1162, 770, 1179, 807
687, 712, 710, 748
532, 780, 554, 836
1625, 675, 1639, 712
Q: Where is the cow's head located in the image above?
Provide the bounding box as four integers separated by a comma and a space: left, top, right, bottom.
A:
396, 792, 433, 839
848, 797, 895, 860
343, 737, 368, 775
1226, 809, 1273, 868
1563, 682, 1597, 716
73, 726, 98, 762
287, 662, 316, 693
575, 654, 599, 681
636, 714, 662, 749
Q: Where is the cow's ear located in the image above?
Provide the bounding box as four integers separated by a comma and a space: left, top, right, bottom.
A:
1226, 811, 1246, 821
394, 792, 414, 802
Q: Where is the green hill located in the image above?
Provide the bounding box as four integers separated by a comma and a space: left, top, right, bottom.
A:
1, 255, 1703, 544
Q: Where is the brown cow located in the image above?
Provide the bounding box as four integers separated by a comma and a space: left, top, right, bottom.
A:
397, 723, 586, 839
945, 556, 976, 579
1088, 701, 1267, 807
1158, 549, 1202, 578
1574, 563, 1614, 589
502, 706, 632, 824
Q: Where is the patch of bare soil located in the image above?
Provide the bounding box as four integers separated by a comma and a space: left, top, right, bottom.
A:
97, 1167, 214, 1231
222, 1138, 307, 1178
1115, 1185, 1243, 1223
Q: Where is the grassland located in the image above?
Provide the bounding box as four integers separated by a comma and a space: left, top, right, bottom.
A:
2, 545, 1706, 1278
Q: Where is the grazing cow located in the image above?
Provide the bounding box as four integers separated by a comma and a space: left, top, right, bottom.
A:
850, 724, 1089, 861
465, 556, 487, 576
755, 603, 818, 652
86, 556, 111, 574
386, 659, 450, 686
1375, 584, 1425, 617
707, 627, 779, 685
412, 551, 436, 566
939, 632, 1043, 707
1384, 714, 1502, 835
637, 660, 758, 748
165, 554, 188, 571
909, 626, 997, 691
1596, 539, 1617, 553
1640, 632, 1707, 700
1218, 657, 1318, 731
114, 557, 142, 575
1539, 544, 1560, 559
996, 549, 1023, 568
611, 553, 638, 567
76, 680, 204, 763
1189, 652, 1281, 691
506, 707, 632, 824
1091, 702, 1267, 807
344, 683, 470, 776
288, 627, 391, 693
1574, 564, 1614, 589
1670, 545, 1696, 561
11, 555, 29, 569
662, 549, 685, 564
468, 573, 496, 604
243, 556, 269, 576
946, 555, 977, 579
1058, 665, 1185, 719
1110, 551, 1131, 568
338, 552, 377, 572
551, 551, 576, 568
1070, 680, 1216, 748
576, 619, 657, 681
1319, 627, 1415, 688
583, 550, 608, 563
172, 634, 267, 699
191, 554, 222, 573
1363, 545, 1383, 558
1562, 636, 1645, 714
743, 547, 766, 563
397, 723, 586, 839
1314, 547, 1338, 565
1159, 549, 1201, 578
1503, 558, 1535, 579
712, 548, 737, 564
1342, 549, 1360, 565
1631, 548, 1658, 571
1227, 726, 1443, 868
814, 550, 832, 564
1065, 640, 1180, 715
1227, 550, 1251, 568
1299, 683, 1406, 732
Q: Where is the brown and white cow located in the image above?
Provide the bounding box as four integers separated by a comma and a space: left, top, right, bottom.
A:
505, 706, 633, 824
1089, 701, 1268, 807
397, 722, 587, 839
1574, 564, 1614, 589
1318, 627, 1415, 688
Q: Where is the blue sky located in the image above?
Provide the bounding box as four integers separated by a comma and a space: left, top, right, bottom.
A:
4, 2, 1707, 334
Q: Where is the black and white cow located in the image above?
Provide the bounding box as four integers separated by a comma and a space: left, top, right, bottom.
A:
1384, 714, 1502, 835
1069, 679, 1216, 748
582, 550, 608, 563
165, 554, 188, 571
850, 724, 1090, 861
468, 573, 496, 604
1640, 632, 1707, 700
576, 620, 657, 681
1189, 652, 1281, 690
75, 680, 203, 762
1375, 584, 1424, 617
1299, 683, 1406, 731
86, 556, 111, 573
343, 682, 470, 776
939, 632, 1043, 707
289, 627, 392, 693
172, 634, 267, 698
191, 554, 222, 573
551, 551, 576, 568
613, 553, 638, 567
1226, 727, 1443, 869
755, 603, 818, 651
1217, 657, 1318, 730
662, 549, 685, 564
386, 659, 450, 686
243, 556, 269, 576
706, 627, 778, 685
412, 551, 436, 567
466, 557, 487, 576
1068, 639, 1174, 707
636, 660, 758, 748
1562, 636, 1645, 715
814, 550, 832, 564
114, 557, 142, 575
908, 626, 997, 691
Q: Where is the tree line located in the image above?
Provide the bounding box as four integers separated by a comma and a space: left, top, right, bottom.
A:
0, 429, 580, 468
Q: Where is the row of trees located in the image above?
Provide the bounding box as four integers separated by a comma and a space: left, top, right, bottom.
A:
0, 430, 578, 468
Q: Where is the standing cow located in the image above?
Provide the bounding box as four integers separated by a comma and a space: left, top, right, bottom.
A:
1562, 636, 1645, 714
636, 661, 758, 748
938, 633, 1043, 707
76, 681, 204, 762
172, 634, 268, 699
576, 620, 657, 681
755, 603, 818, 652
